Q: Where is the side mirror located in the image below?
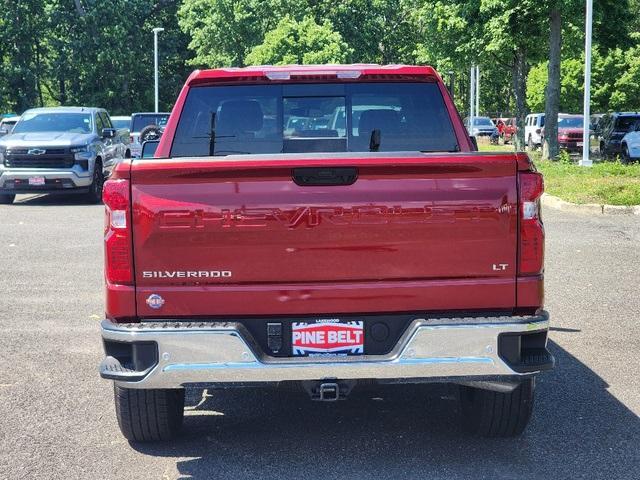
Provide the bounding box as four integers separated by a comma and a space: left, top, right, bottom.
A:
469, 136, 478, 151
102, 128, 116, 138
0, 127, 8, 136
141, 140, 160, 158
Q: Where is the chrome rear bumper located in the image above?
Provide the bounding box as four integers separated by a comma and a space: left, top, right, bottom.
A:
100, 313, 552, 389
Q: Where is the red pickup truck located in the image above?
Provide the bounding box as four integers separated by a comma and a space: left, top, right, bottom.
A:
99, 64, 552, 442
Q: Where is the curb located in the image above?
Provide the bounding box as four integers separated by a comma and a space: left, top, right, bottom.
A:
541, 193, 640, 215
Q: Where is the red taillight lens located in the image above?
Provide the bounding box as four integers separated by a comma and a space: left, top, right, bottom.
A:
519, 172, 544, 275
103, 179, 133, 284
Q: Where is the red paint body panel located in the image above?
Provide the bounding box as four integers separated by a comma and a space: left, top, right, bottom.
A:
516, 276, 544, 310
129, 153, 519, 317
135, 278, 517, 317
105, 284, 136, 321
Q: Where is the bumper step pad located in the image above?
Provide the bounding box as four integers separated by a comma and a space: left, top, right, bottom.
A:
100, 356, 152, 381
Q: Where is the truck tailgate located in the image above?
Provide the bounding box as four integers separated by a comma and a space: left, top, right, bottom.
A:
130, 153, 518, 317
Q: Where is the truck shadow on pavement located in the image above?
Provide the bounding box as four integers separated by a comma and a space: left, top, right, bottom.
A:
12, 194, 96, 206
132, 341, 640, 480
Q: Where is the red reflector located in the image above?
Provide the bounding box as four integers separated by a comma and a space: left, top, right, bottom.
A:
104, 179, 133, 285
519, 171, 545, 276
520, 222, 545, 274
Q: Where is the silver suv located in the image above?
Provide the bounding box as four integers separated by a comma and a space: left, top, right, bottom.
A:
0, 107, 127, 204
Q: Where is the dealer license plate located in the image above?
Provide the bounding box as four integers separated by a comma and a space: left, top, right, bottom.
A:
292, 320, 364, 356
28, 177, 45, 186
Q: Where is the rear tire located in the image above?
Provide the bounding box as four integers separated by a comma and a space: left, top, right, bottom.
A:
459, 378, 535, 437
621, 145, 632, 165
86, 160, 104, 204
114, 385, 185, 442
600, 142, 608, 160
0, 194, 15, 204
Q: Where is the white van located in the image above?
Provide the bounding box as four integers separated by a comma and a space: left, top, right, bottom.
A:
525, 113, 545, 149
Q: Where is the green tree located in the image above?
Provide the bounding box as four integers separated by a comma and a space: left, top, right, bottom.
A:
245, 15, 352, 65
527, 58, 585, 113
541, 0, 630, 159
0, 0, 46, 112
178, 0, 309, 67
314, 0, 418, 64
415, 1, 547, 149
41, 0, 191, 114
527, 41, 640, 115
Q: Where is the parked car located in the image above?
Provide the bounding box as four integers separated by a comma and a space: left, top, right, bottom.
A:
502, 117, 517, 144
110, 116, 132, 158
524, 113, 545, 150
464, 116, 498, 137
599, 112, 640, 159
129, 112, 169, 157
110, 115, 131, 131
99, 64, 552, 442
620, 119, 640, 163
541, 114, 585, 153
0, 116, 20, 137
0, 107, 127, 204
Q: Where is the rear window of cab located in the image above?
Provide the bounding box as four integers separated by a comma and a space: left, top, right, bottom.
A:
170, 82, 459, 157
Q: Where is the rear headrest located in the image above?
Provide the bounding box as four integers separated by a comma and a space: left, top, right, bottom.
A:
217, 100, 263, 134
358, 109, 402, 136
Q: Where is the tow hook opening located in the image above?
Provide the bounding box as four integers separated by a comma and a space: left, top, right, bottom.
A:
319, 383, 339, 401
302, 379, 356, 401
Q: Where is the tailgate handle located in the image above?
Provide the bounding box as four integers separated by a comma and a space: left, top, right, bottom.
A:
292, 167, 358, 186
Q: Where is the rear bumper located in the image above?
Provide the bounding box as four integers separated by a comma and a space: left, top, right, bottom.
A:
100, 312, 553, 389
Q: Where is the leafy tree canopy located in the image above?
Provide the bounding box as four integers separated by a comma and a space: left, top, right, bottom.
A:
245, 15, 352, 65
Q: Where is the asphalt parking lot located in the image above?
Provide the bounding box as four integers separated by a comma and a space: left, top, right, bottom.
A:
1, 194, 639, 480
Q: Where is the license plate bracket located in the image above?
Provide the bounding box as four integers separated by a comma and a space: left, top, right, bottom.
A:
292, 319, 364, 356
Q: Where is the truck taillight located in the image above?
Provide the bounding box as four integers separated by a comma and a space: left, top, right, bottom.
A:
103, 179, 133, 284
519, 171, 544, 275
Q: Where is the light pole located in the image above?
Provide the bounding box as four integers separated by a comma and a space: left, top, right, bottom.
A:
580, 0, 593, 166
475, 65, 480, 117
153, 27, 165, 113
469, 65, 475, 128
448, 70, 455, 101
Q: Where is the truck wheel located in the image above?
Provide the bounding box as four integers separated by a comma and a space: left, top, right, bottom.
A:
600, 143, 608, 160
114, 385, 185, 442
621, 145, 631, 165
0, 194, 15, 205
86, 160, 104, 204
459, 378, 535, 437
